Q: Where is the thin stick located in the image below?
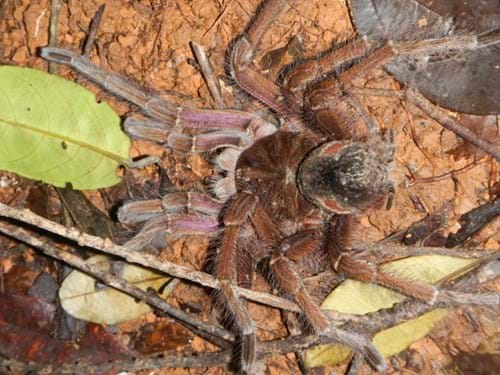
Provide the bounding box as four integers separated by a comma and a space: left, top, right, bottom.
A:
0, 352, 232, 374
0, 220, 235, 345
407, 89, 500, 161
356, 243, 498, 261
48, 0, 62, 74
0, 204, 497, 313
446, 196, 500, 248
190, 41, 225, 109
0, 202, 300, 313
408, 159, 488, 186
0, 332, 380, 373
349, 87, 500, 161
83, 4, 105, 57
348, 87, 405, 99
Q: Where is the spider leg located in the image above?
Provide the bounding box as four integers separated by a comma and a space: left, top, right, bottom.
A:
118, 192, 223, 250
283, 38, 372, 105
270, 230, 330, 332
40, 47, 277, 140
217, 191, 259, 374
329, 216, 500, 307
304, 45, 395, 138
41, 47, 177, 123
125, 113, 276, 153
123, 212, 220, 250
118, 192, 224, 226
249, 206, 387, 371
230, 0, 293, 116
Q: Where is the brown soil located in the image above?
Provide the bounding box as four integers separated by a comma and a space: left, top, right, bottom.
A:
0, 0, 498, 374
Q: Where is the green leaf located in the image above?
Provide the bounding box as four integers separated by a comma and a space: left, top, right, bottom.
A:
304, 255, 479, 368
0, 66, 130, 189
59, 256, 170, 324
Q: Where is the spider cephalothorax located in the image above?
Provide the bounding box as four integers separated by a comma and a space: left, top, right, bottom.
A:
40, 0, 499, 373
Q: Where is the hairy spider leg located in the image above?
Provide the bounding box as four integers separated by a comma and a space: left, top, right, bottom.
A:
40, 47, 277, 152
283, 38, 372, 106
125, 112, 276, 150
119, 192, 224, 226
216, 191, 259, 374
119, 192, 224, 250
123, 212, 221, 251
40, 47, 177, 123
303, 44, 395, 138
330, 216, 500, 307
230, 0, 293, 116
249, 205, 387, 371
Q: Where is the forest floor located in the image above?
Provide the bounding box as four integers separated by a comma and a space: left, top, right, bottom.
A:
0, 0, 499, 374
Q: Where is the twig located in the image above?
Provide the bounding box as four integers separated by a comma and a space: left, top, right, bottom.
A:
0, 332, 379, 373
0, 352, 232, 374
446, 197, 500, 248
406, 89, 500, 161
356, 243, 498, 261
408, 159, 488, 186
48, 0, 62, 74
349, 87, 404, 99
0, 203, 497, 314
83, 4, 105, 57
0, 202, 300, 313
0, 220, 235, 345
349, 87, 500, 161
190, 41, 225, 109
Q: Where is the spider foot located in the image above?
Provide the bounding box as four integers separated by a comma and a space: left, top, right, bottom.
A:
218, 281, 257, 374
436, 290, 500, 307
321, 324, 387, 373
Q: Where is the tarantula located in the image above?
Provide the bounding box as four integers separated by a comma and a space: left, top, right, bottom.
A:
41, 0, 499, 373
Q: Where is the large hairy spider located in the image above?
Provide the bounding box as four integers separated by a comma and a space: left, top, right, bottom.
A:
41, 0, 498, 373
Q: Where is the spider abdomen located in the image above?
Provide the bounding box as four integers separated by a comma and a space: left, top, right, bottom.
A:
298, 141, 391, 214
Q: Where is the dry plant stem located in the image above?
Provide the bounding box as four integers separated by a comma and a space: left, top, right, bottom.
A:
0, 203, 496, 312
0, 202, 299, 313
349, 87, 500, 160
0, 352, 232, 374
356, 243, 498, 261
48, 0, 62, 74
446, 196, 500, 248
0, 220, 235, 345
83, 4, 105, 57
408, 159, 488, 186
0, 262, 496, 374
190, 41, 225, 109
407, 89, 500, 161
0, 333, 382, 374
